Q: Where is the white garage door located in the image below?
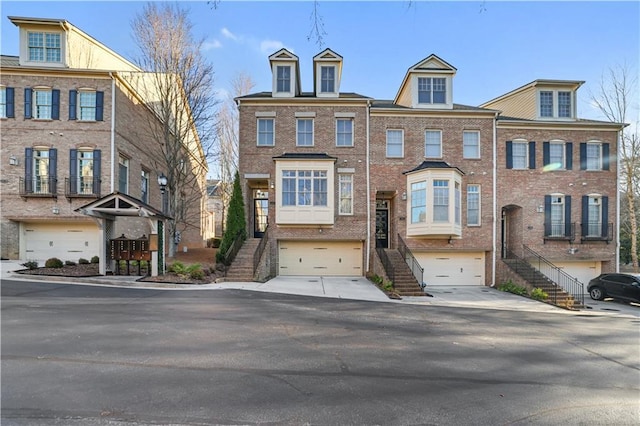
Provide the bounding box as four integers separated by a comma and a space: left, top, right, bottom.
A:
551, 261, 601, 287
279, 240, 363, 276
23, 222, 99, 263
415, 252, 485, 286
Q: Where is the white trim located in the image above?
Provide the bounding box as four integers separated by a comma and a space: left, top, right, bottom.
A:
295, 112, 316, 118
334, 112, 356, 118
255, 111, 276, 117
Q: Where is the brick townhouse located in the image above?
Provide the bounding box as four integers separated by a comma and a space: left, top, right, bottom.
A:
236, 48, 623, 292
0, 16, 209, 270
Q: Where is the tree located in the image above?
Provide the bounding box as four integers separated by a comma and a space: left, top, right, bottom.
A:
591, 64, 640, 271
216, 171, 246, 264
130, 2, 217, 257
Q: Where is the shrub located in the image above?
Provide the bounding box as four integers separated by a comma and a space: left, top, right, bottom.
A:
216, 172, 246, 264
45, 258, 64, 268
497, 280, 527, 296
189, 268, 205, 280
21, 260, 38, 270
90, 256, 100, 264
78, 258, 90, 265
383, 280, 394, 292
531, 287, 549, 301
65, 260, 77, 266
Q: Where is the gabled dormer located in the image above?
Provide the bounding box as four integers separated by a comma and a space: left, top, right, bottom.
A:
313, 48, 342, 98
394, 54, 456, 110
480, 80, 584, 121
269, 48, 301, 98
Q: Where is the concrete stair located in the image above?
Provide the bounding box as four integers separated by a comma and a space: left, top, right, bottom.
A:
224, 238, 261, 282
383, 249, 426, 297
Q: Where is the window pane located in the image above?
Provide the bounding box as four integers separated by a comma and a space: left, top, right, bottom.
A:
277, 66, 290, 92
467, 185, 480, 225
297, 170, 312, 205
258, 118, 274, 146
512, 142, 527, 169
78, 151, 94, 194
588, 197, 601, 236
386, 130, 403, 157
586, 144, 601, 170
551, 197, 564, 237
432, 78, 446, 104
558, 91, 571, 117
321, 66, 335, 93
411, 181, 426, 223
336, 119, 353, 146
339, 175, 353, 215
79, 91, 96, 121
549, 143, 564, 168
540, 91, 553, 117
0, 87, 6, 118
33, 149, 50, 194
282, 170, 296, 206
297, 119, 313, 146
463, 131, 479, 158
418, 77, 431, 103
34, 90, 52, 119
313, 171, 327, 206
433, 180, 449, 222
425, 130, 441, 157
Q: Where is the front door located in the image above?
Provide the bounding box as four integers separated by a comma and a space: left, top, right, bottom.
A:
253, 190, 268, 238
376, 209, 389, 249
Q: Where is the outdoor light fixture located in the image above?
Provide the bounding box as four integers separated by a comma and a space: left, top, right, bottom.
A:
402, 192, 407, 201
52, 206, 60, 215
9, 155, 18, 166
157, 173, 168, 191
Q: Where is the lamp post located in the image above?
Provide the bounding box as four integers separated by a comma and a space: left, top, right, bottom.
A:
157, 173, 167, 213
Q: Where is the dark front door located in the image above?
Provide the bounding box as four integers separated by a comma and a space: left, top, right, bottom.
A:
375, 209, 389, 249
254, 197, 268, 238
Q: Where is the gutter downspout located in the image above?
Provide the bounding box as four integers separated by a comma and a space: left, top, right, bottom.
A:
616, 127, 622, 272
109, 72, 116, 193
492, 111, 498, 286
366, 99, 371, 274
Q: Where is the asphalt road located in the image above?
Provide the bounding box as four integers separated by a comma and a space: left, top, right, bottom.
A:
2, 279, 639, 425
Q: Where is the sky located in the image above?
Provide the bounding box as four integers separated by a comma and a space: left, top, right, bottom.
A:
1, 1, 639, 174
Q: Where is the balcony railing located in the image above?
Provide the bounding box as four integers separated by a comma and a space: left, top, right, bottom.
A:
544, 222, 575, 243
523, 245, 584, 306
65, 177, 101, 198
19, 177, 57, 197
580, 222, 613, 243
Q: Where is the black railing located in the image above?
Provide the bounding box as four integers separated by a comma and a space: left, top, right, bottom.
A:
65, 177, 101, 198
580, 223, 613, 243
253, 225, 269, 276
544, 222, 576, 243
523, 245, 584, 306
398, 234, 424, 288
504, 247, 563, 306
376, 247, 395, 285
222, 230, 245, 266
19, 177, 57, 197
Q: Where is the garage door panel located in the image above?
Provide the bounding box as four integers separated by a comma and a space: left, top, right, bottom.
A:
549, 262, 600, 287
23, 222, 99, 263
279, 241, 362, 276
416, 252, 485, 286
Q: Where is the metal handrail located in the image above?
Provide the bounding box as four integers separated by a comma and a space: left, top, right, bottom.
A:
65, 177, 101, 198
253, 224, 269, 275
376, 247, 395, 285
398, 234, 425, 288
523, 245, 584, 306
19, 177, 57, 196
223, 230, 245, 266
580, 223, 613, 242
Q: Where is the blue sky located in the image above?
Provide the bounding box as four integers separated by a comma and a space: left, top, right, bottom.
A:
2, 1, 638, 119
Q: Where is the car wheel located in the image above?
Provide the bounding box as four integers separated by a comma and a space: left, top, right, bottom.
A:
589, 286, 605, 301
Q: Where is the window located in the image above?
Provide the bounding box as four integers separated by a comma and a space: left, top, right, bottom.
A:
544, 194, 572, 239
587, 196, 601, 237
550, 196, 565, 237
582, 195, 609, 239
512, 142, 528, 169
77, 151, 94, 195
33, 149, 50, 194
118, 156, 129, 194
34, 89, 52, 119
463, 131, 480, 159
433, 180, 449, 222
336, 118, 353, 146
425, 130, 442, 158
507, 140, 536, 169
281, 169, 327, 207
141, 170, 149, 203
339, 174, 353, 215
23, 147, 57, 195
79, 91, 96, 120
411, 181, 426, 223
540, 91, 553, 117
386, 129, 403, 158
467, 185, 480, 226
296, 119, 314, 146
28, 32, 61, 63
454, 182, 461, 226
0, 86, 14, 118
276, 66, 290, 93
558, 91, 572, 118
320, 66, 335, 93
69, 90, 103, 121
418, 77, 446, 104
257, 118, 274, 146
582, 142, 608, 171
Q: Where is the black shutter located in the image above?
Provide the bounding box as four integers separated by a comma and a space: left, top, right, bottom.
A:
544, 195, 551, 237
602, 143, 610, 170
601, 196, 609, 238
506, 141, 513, 169
580, 143, 587, 170
564, 196, 572, 237
543, 142, 550, 167
25, 147, 33, 193
24, 88, 32, 119
69, 149, 78, 194
96, 91, 104, 121
566, 142, 573, 170
581, 195, 589, 237
69, 90, 77, 120
6, 87, 14, 118
51, 89, 60, 120
93, 150, 101, 195
529, 141, 536, 169
49, 148, 57, 194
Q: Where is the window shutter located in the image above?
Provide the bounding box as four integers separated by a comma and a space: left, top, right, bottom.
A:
49, 148, 57, 194
25, 147, 33, 193
506, 141, 513, 169
96, 91, 104, 121
51, 89, 60, 120
566, 142, 573, 170
69, 149, 78, 194
24, 88, 32, 119
69, 90, 77, 120
602, 143, 610, 170
6, 87, 15, 118
544, 195, 551, 237
601, 196, 609, 238
564, 196, 572, 238
93, 150, 102, 195
529, 141, 536, 169
580, 143, 587, 170
543, 142, 550, 166
581, 195, 589, 236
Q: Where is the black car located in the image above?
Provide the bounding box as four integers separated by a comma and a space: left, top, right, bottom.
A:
587, 273, 640, 303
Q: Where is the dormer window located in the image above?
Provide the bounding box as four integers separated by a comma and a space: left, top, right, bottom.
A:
28, 31, 61, 63
539, 89, 574, 119
558, 91, 571, 117
276, 66, 291, 93
418, 77, 446, 104
320, 66, 335, 93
